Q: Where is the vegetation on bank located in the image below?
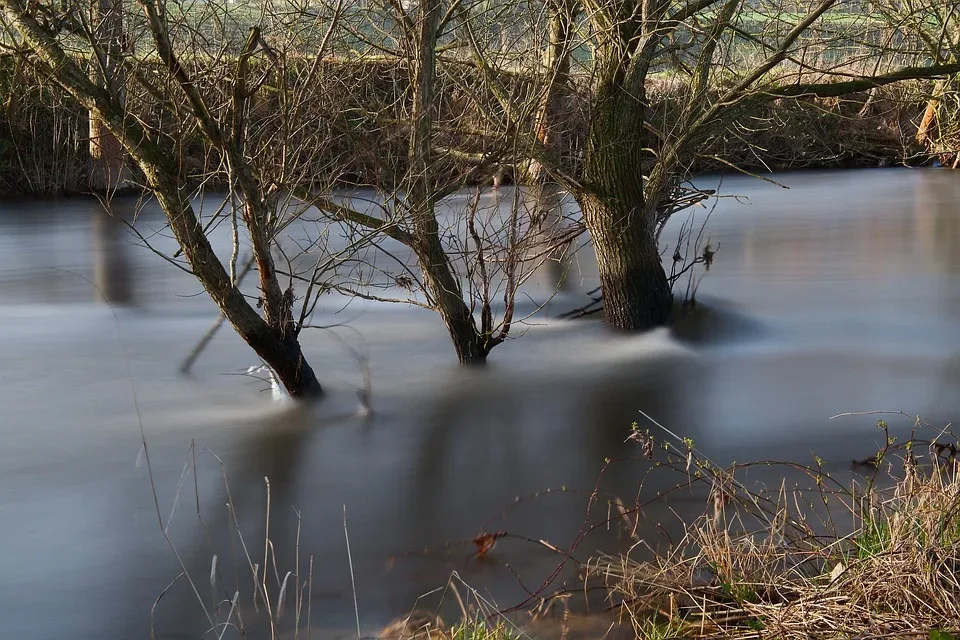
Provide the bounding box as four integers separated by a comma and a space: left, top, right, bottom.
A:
594, 418, 960, 639
377, 415, 960, 640
0, 61, 946, 199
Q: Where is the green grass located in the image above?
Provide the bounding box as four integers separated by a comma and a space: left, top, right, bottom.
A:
636, 615, 689, 640
853, 517, 892, 560
447, 617, 523, 640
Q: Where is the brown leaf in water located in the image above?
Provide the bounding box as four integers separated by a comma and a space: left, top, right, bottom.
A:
472, 530, 506, 559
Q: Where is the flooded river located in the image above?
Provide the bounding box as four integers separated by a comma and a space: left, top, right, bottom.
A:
2, 168, 960, 638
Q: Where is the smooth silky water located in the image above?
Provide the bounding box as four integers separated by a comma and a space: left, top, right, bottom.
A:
2, 167, 960, 638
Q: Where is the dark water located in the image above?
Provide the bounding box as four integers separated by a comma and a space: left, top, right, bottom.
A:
2, 167, 960, 639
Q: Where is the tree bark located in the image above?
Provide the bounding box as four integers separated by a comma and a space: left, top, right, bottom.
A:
416, 230, 489, 364
88, 0, 130, 191
581, 193, 671, 330
916, 79, 945, 147
89, 116, 130, 191
578, 69, 672, 331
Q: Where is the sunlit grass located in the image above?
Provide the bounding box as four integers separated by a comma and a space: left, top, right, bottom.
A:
593, 416, 960, 639
447, 617, 523, 640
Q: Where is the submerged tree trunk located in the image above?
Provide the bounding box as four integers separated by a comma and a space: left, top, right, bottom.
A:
578, 69, 672, 331
406, 0, 487, 365
148, 181, 323, 398
244, 331, 322, 398
418, 241, 489, 364
581, 194, 671, 330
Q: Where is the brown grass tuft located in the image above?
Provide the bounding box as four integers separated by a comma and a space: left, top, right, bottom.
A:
594, 418, 960, 639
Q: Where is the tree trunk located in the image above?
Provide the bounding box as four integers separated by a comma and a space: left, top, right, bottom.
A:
916, 79, 945, 146
416, 234, 488, 364
520, 0, 573, 184
522, 3, 575, 292
406, 0, 486, 365
244, 330, 323, 398
89, 116, 130, 191
146, 173, 323, 399
583, 194, 671, 330
579, 70, 672, 331
88, 0, 130, 192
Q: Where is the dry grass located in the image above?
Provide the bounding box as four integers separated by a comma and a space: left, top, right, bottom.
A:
592, 417, 960, 639
145, 409, 960, 640
380, 416, 960, 640
379, 613, 523, 640
377, 574, 528, 640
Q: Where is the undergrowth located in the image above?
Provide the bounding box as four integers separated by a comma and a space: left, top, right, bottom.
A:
377, 573, 528, 640
592, 413, 960, 639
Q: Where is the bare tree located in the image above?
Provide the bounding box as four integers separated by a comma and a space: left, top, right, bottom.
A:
505, 0, 960, 330
287, 0, 583, 364
0, 0, 371, 397
0, 0, 579, 389
872, 0, 960, 164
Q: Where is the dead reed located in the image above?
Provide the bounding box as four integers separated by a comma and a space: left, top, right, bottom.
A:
593, 415, 960, 639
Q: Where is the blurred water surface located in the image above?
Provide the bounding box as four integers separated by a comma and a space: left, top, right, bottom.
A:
2, 167, 960, 638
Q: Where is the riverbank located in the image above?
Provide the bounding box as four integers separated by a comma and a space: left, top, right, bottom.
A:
379, 416, 960, 640
0, 60, 945, 198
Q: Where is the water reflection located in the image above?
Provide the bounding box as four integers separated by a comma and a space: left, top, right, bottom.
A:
520, 183, 579, 292
133, 345, 707, 639
92, 206, 133, 305
912, 169, 960, 275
